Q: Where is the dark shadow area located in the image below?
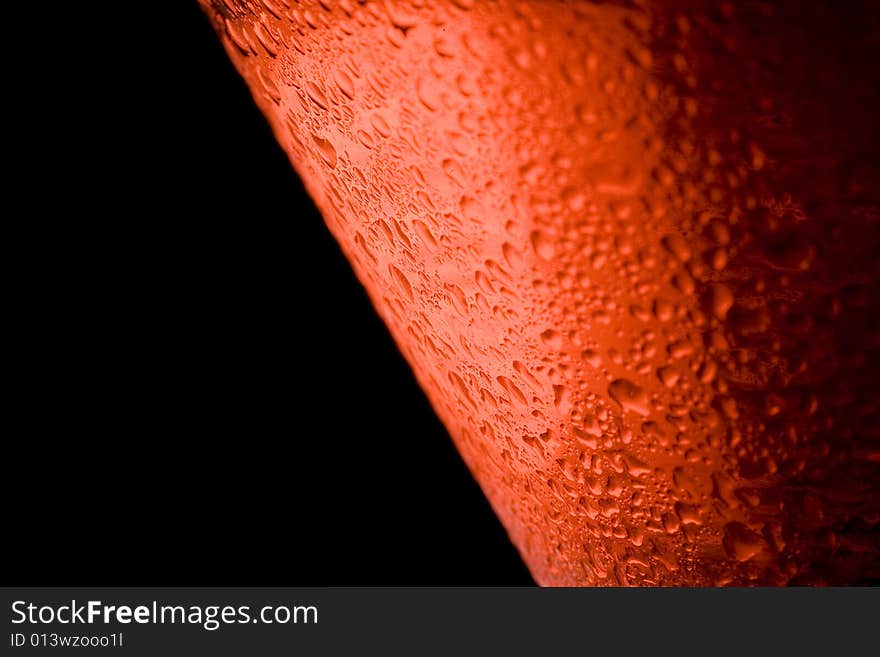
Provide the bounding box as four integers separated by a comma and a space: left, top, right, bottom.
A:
5, 4, 533, 586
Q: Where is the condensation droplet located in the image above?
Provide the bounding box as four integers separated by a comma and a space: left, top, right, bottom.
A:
530, 231, 555, 260
312, 134, 337, 168
305, 81, 329, 110
608, 379, 650, 417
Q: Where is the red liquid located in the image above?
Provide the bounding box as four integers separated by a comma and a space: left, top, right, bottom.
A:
200, 0, 880, 585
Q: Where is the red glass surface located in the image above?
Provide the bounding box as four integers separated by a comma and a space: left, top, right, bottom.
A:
200, 0, 880, 585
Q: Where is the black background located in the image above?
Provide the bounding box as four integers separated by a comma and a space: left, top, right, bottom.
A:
6, 4, 531, 585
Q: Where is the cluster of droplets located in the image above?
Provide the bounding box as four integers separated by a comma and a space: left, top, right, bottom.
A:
203, 0, 880, 585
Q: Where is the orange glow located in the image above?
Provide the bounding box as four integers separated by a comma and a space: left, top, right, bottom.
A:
200, 0, 880, 585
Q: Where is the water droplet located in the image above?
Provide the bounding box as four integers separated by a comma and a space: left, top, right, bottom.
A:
371, 113, 392, 138
305, 81, 329, 110
442, 158, 465, 186
657, 366, 680, 388
334, 69, 355, 99
723, 522, 766, 562
704, 283, 734, 319
662, 234, 692, 262
530, 231, 555, 260
540, 329, 562, 349
608, 379, 650, 416
416, 76, 440, 111
389, 264, 414, 301
312, 134, 337, 168
460, 195, 484, 222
